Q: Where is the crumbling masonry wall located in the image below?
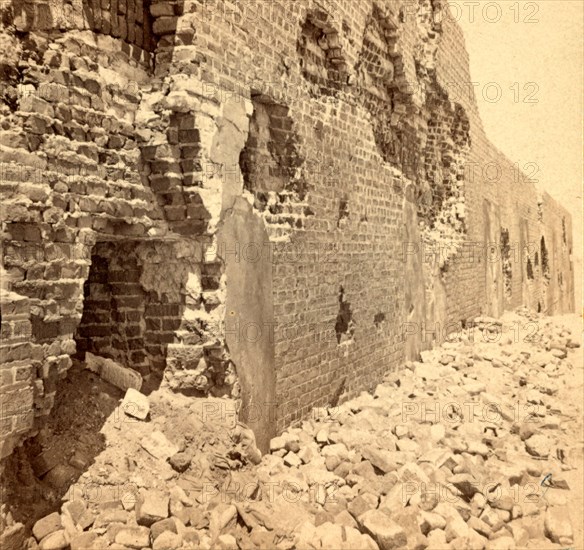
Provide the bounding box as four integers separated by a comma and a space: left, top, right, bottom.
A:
0, 0, 575, 457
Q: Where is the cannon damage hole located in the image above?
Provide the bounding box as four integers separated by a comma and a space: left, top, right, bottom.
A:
74, 240, 181, 392
239, 94, 312, 235
335, 286, 355, 344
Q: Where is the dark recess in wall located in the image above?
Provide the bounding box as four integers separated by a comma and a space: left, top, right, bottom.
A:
373, 312, 386, 327
527, 258, 534, 280
334, 286, 355, 344
337, 197, 349, 227
501, 228, 512, 299
541, 236, 550, 281
238, 95, 311, 231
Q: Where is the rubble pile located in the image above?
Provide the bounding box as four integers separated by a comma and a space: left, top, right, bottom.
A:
3, 311, 582, 549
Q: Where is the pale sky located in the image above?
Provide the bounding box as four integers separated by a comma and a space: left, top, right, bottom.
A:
455, 0, 583, 308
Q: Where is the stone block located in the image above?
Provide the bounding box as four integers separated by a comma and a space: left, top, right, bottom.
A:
32, 513, 62, 542
135, 491, 170, 526
121, 388, 149, 420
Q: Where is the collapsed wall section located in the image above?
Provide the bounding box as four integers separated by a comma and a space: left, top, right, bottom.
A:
0, 3, 158, 456
74, 241, 182, 382
0, 0, 243, 459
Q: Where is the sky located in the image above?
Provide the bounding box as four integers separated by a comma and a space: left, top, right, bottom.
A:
454, 0, 583, 309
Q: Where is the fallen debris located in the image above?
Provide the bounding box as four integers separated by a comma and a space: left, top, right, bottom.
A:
2, 311, 581, 549
85, 352, 143, 391
121, 388, 150, 420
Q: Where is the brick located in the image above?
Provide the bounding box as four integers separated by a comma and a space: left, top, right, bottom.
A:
146, 318, 161, 331
0, 343, 32, 364
152, 16, 178, 35
14, 365, 33, 382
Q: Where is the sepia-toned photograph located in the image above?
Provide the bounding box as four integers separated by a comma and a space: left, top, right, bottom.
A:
0, 1, 582, 549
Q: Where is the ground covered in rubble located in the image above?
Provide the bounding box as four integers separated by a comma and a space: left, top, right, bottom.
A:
1, 310, 582, 550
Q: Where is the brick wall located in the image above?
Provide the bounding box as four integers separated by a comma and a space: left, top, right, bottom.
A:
0, 289, 34, 459
8, 0, 155, 51
74, 241, 182, 379
0, 0, 575, 454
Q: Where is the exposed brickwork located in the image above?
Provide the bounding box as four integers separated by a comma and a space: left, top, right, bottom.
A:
74, 241, 182, 379
83, 0, 156, 52
0, 289, 35, 459
8, 0, 156, 52
297, 9, 348, 97
239, 95, 312, 239
0, 0, 576, 455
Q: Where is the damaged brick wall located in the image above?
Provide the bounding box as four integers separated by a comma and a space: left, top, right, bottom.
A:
0, 3, 160, 451
417, 85, 470, 266
538, 193, 575, 314
297, 9, 348, 97
356, 4, 415, 176
0, 0, 576, 457
82, 0, 156, 52
0, 0, 241, 458
74, 241, 182, 381
239, 94, 312, 239
0, 289, 34, 459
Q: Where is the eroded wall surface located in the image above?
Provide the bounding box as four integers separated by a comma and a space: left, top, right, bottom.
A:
0, 0, 575, 457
